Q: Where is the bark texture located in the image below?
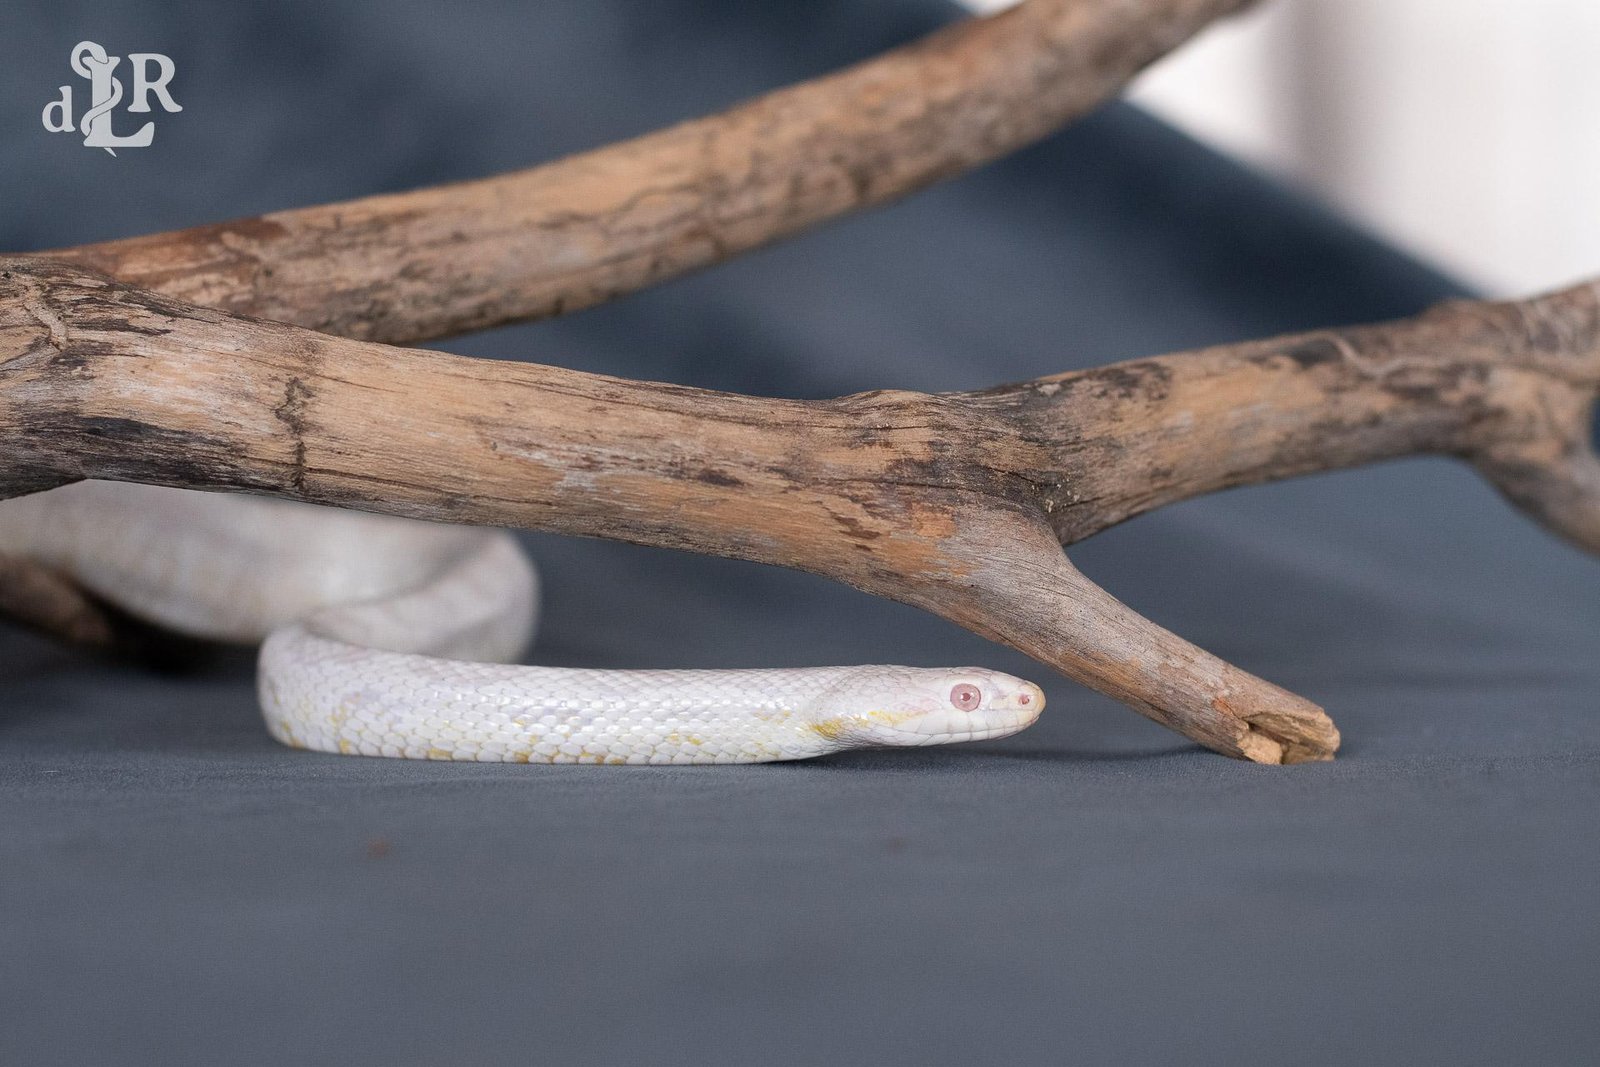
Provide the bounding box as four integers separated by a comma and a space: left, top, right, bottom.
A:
4, 258, 1597, 763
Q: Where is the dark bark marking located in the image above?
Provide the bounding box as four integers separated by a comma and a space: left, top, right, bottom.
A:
273, 376, 313, 494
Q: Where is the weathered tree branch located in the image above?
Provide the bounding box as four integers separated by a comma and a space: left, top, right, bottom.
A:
5, 259, 1596, 763
41, 0, 1255, 345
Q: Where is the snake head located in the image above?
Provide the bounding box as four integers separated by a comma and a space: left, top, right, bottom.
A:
810, 666, 1044, 749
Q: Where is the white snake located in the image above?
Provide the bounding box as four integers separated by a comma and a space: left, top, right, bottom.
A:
0, 482, 1044, 764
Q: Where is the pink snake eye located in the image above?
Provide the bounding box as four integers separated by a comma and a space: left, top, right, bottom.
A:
950, 683, 982, 711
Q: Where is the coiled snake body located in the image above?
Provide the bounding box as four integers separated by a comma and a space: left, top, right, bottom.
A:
0, 482, 1043, 763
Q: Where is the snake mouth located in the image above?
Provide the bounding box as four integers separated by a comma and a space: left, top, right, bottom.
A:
914, 723, 1033, 746
921, 703, 1044, 745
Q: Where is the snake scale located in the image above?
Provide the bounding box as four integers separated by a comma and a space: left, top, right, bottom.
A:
0, 482, 1044, 764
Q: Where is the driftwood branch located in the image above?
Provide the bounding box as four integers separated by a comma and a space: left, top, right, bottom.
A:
42, 0, 1255, 345
4, 258, 1597, 763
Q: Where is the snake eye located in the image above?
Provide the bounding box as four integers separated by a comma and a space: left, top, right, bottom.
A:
950, 683, 982, 711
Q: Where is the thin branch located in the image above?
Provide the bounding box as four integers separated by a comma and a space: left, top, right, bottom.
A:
40, 0, 1255, 344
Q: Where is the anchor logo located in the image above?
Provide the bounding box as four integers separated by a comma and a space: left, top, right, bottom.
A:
41, 41, 182, 156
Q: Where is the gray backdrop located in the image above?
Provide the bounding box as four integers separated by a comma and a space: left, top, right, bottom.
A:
2, 1, 1597, 1064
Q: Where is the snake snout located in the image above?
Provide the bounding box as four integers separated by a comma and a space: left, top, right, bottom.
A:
984, 676, 1046, 736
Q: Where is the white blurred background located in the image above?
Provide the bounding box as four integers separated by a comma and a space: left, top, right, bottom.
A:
965, 0, 1600, 296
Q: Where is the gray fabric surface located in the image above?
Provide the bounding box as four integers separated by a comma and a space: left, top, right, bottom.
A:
3, 1, 1598, 1064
